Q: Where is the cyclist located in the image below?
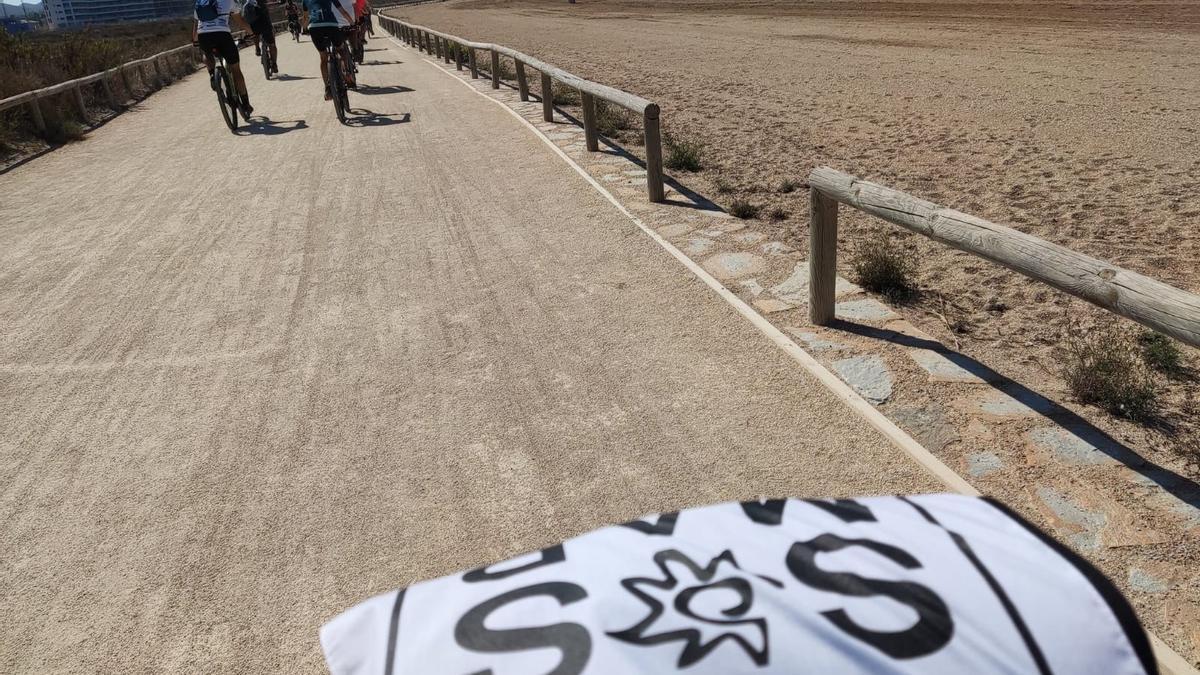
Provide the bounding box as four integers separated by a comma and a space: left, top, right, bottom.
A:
301, 0, 355, 100
285, 0, 301, 39
242, 0, 278, 75
192, 0, 254, 117
333, 0, 359, 86
362, 0, 373, 37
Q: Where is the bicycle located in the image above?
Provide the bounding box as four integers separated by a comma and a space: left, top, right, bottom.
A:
202, 45, 244, 131
323, 40, 351, 124
259, 36, 273, 79
288, 18, 301, 42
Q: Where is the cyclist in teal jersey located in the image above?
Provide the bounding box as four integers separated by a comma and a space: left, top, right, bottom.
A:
301, 0, 355, 100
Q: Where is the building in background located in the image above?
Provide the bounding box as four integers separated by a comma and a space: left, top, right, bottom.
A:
44, 0, 193, 28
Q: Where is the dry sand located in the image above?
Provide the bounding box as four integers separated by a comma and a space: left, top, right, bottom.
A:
395, 0, 1200, 494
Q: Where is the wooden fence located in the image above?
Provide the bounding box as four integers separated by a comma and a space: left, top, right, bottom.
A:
376, 14, 665, 203
807, 167, 1200, 348
0, 24, 284, 135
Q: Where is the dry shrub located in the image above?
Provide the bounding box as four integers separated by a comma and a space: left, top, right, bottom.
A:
1138, 330, 1185, 377
664, 133, 702, 171
594, 99, 634, 138
767, 206, 788, 221
852, 233, 916, 303
778, 178, 799, 194
1061, 324, 1159, 423
552, 82, 580, 106
729, 199, 759, 219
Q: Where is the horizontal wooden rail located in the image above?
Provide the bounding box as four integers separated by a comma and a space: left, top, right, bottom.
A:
807, 167, 1200, 348
0, 23, 285, 133
377, 13, 665, 202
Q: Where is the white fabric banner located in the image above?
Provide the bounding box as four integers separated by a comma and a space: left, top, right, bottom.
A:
321, 494, 1154, 675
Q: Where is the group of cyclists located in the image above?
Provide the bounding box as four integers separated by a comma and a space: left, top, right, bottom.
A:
192, 0, 376, 119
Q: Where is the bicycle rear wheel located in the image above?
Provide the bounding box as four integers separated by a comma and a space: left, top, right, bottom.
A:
216, 66, 238, 131
261, 46, 272, 80
331, 53, 348, 124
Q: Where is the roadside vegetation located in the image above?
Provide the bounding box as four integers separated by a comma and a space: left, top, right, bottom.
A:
1060, 324, 1163, 423
1, 20, 192, 154
664, 132, 702, 171
852, 232, 918, 303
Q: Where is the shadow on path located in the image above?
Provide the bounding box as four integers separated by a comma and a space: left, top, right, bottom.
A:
832, 318, 1200, 507
355, 84, 414, 95
275, 74, 316, 82
238, 116, 309, 135
345, 109, 410, 127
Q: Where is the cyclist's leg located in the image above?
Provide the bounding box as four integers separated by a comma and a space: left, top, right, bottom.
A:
263, 24, 278, 69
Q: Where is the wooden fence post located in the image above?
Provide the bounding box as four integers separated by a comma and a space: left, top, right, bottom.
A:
809, 187, 839, 325
443, 38, 451, 64
72, 85, 87, 121
644, 104, 664, 202
515, 61, 528, 101
490, 50, 500, 89
580, 92, 598, 151
101, 76, 118, 109
436, 36, 444, 60
153, 58, 164, 88
120, 66, 134, 100
468, 48, 478, 79
454, 43, 463, 71
27, 99, 45, 134
541, 72, 553, 122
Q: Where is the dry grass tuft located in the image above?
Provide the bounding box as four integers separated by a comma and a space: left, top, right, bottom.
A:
1062, 325, 1159, 423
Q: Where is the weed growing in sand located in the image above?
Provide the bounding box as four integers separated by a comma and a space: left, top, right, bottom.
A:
664, 133, 702, 172
1062, 325, 1159, 423
852, 233, 916, 303
552, 82, 580, 106
729, 199, 760, 219
595, 100, 635, 138
714, 176, 734, 194
1139, 330, 1185, 377
767, 206, 788, 221
778, 178, 799, 194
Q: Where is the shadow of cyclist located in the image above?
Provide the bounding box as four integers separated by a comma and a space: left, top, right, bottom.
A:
344, 109, 410, 127
237, 117, 310, 135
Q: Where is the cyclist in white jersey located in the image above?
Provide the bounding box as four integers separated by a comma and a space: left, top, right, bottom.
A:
192, 0, 255, 117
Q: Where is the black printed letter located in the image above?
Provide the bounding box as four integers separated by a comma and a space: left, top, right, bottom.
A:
454, 582, 591, 675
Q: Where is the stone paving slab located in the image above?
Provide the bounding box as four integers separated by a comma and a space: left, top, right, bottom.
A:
701, 252, 766, 280
1029, 479, 1169, 550
836, 298, 900, 322
769, 262, 861, 305
831, 354, 893, 404
907, 348, 991, 384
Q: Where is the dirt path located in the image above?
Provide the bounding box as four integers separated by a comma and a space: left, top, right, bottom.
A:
0, 34, 943, 673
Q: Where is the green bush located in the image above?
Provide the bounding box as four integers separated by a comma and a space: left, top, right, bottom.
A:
664, 133, 702, 172
1138, 330, 1185, 377
1062, 325, 1159, 423
852, 234, 917, 303
729, 199, 759, 219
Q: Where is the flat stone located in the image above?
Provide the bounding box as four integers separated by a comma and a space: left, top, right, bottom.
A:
890, 403, 960, 452
1029, 484, 1107, 550
753, 298, 794, 314
697, 228, 726, 238
733, 231, 768, 245
740, 278, 765, 297
956, 388, 1055, 421
601, 174, 623, 183
769, 262, 860, 305
1145, 491, 1200, 532
962, 419, 994, 441
836, 298, 899, 322
683, 237, 716, 256
907, 349, 990, 383
658, 223, 693, 238
831, 355, 893, 404
784, 328, 847, 353
761, 241, 796, 256
1023, 425, 1139, 467
1028, 480, 1168, 550
1128, 567, 1170, 594
623, 169, 647, 177
701, 252, 766, 281
965, 451, 1004, 477
883, 319, 936, 342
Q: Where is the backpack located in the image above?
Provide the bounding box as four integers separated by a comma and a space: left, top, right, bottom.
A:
241, 0, 261, 24
195, 0, 220, 22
